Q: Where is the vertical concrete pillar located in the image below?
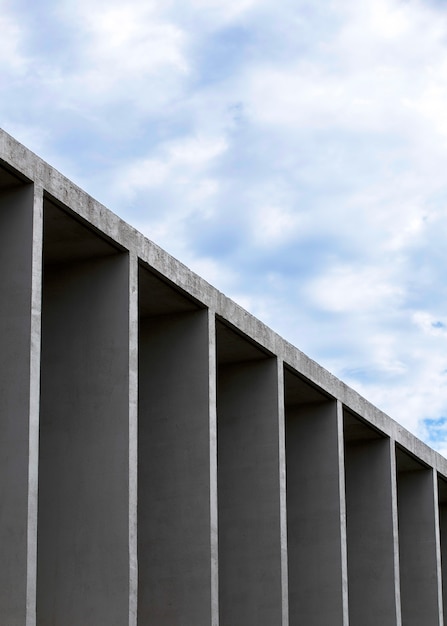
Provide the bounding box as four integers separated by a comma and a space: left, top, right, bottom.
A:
438, 477, 447, 621
286, 392, 347, 626
128, 253, 139, 626
138, 308, 214, 625
434, 472, 445, 626
208, 313, 220, 626
37, 206, 134, 625
396, 448, 442, 626
389, 438, 403, 626
217, 356, 283, 626
344, 412, 400, 626
277, 362, 289, 626
0, 183, 42, 626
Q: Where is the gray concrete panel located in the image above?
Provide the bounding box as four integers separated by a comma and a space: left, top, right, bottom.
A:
0, 184, 41, 626
217, 358, 283, 626
37, 253, 132, 626
344, 423, 398, 625
138, 309, 213, 625
286, 401, 346, 626
397, 451, 441, 626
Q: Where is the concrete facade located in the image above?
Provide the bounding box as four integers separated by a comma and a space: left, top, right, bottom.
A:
1, 126, 447, 625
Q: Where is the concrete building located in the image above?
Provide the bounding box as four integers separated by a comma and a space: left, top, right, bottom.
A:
1, 126, 447, 626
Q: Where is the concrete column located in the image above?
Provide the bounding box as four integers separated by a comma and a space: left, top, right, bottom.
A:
344, 415, 399, 625
128, 253, 139, 626
0, 183, 42, 626
277, 361, 289, 626
37, 241, 133, 623
217, 357, 283, 626
396, 449, 442, 626
208, 313, 220, 626
286, 398, 347, 626
438, 477, 447, 622
389, 439, 403, 626
434, 473, 445, 626
138, 309, 214, 625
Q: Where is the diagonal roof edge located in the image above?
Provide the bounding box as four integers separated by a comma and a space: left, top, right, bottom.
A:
1, 126, 445, 474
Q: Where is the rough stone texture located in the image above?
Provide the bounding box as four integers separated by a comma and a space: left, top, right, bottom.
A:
1, 127, 447, 625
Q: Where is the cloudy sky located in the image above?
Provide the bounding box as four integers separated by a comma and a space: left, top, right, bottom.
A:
2, 0, 447, 453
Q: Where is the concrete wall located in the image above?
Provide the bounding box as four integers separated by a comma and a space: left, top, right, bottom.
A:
344, 416, 400, 626
396, 449, 442, 626
3, 132, 447, 625
138, 309, 214, 625
286, 399, 347, 626
217, 356, 283, 626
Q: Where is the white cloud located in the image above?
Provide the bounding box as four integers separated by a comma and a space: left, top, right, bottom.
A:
251, 205, 302, 248
166, 135, 228, 167
111, 133, 227, 258
0, 11, 28, 75
15, 0, 190, 120
412, 312, 447, 338
116, 134, 227, 197
404, 63, 447, 139
308, 264, 403, 314
243, 0, 447, 153
79, 5, 188, 78
345, 351, 447, 442
186, 0, 259, 23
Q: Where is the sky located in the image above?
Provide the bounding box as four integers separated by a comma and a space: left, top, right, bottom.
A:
2, 0, 447, 454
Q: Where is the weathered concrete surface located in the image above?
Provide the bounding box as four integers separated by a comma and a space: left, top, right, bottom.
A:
138, 307, 214, 625
286, 399, 347, 625
38, 248, 132, 624
2, 128, 447, 625
344, 420, 399, 626
217, 355, 283, 626
397, 451, 441, 626
2, 126, 446, 476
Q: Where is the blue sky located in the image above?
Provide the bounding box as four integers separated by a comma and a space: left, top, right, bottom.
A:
3, 0, 447, 453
